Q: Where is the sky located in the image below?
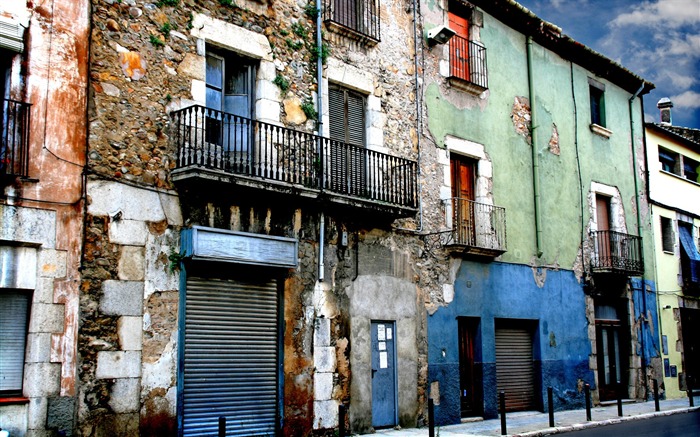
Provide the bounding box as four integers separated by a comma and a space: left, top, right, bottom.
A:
516, 0, 700, 128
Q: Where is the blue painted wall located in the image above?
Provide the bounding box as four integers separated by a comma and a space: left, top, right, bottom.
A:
428, 261, 594, 424
631, 277, 661, 398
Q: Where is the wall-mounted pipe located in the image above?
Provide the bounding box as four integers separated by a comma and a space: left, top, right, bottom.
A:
316, 0, 325, 281
526, 36, 543, 257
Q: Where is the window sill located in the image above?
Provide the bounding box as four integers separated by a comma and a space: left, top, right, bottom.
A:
660, 170, 700, 187
0, 397, 30, 405
590, 123, 613, 139
663, 250, 675, 255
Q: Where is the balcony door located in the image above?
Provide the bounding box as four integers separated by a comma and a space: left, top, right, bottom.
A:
595, 195, 612, 267
206, 49, 255, 171
451, 155, 476, 245
448, 1, 470, 80
329, 84, 367, 197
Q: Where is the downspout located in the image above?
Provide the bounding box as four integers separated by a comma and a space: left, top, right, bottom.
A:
628, 82, 648, 399
316, 0, 325, 281
526, 36, 543, 257
393, 0, 423, 233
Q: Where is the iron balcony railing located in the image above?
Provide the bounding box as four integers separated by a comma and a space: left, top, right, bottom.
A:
172, 105, 417, 209
449, 35, 488, 90
323, 0, 380, 42
1, 98, 31, 178
591, 230, 643, 275
449, 197, 506, 252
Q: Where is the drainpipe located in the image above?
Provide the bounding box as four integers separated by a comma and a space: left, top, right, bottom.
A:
628, 82, 648, 399
316, 0, 325, 281
526, 36, 543, 257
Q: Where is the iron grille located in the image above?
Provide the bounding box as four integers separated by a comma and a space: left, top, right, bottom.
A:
449, 36, 488, 90
323, 0, 381, 43
1, 98, 31, 178
449, 197, 506, 251
591, 230, 644, 275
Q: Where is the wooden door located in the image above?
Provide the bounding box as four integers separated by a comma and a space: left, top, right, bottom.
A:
596, 195, 612, 266
459, 318, 481, 417
451, 155, 476, 245
448, 12, 469, 80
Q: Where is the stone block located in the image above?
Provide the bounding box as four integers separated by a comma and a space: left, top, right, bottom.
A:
190, 79, 206, 102
25, 332, 52, 363
176, 53, 205, 81
1, 403, 29, 436
118, 246, 145, 281
23, 363, 61, 397
258, 60, 276, 81
443, 283, 454, 304
314, 372, 333, 401
478, 159, 493, 178
109, 378, 140, 413
439, 185, 452, 201
327, 58, 372, 94
256, 98, 281, 123
39, 249, 67, 279
367, 108, 385, 129
28, 303, 65, 334
367, 94, 382, 112
100, 280, 144, 316
159, 192, 183, 226
109, 220, 148, 246
367, 126, 384, 149
191, 13, 272, 61
313, 399, 339, 430
0, 205, 56, 248
118, 316, 143, 351
314, 317, 331, 347
257, 79, 280, 103
96, 351, 141, 379
86, 180, 166, 222
33, 278, 55, 304
314, 346, 336, 373
0, 245, 37, 289
144, 232, 180, 301
47, 396, 76, 435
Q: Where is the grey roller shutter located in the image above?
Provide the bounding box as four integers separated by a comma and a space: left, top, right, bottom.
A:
495, 326, 535, 412
183, 276, 279, 436
0, 290, 30, 393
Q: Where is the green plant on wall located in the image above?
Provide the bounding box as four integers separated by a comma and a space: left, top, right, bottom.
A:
168, 249, 185, 273
304, 2, 318, 20
301, 97, 317, 120
150, 34, 165, 47
160, 22, 172, 37
286, 38, 304, 51
292, 22, 308, 40
273, 74, 290, 93
219, 0, 235, 6
310, 41, 329, 64
157, 0, 179, 7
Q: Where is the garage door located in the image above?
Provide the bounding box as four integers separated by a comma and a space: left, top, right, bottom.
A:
495, 325, 535, 412
183, 276, 279, 436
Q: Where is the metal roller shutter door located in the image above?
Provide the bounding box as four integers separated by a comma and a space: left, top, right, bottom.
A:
495, 327, 535, 412
183, 276, 279, 436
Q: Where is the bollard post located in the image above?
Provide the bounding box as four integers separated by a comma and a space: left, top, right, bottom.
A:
500, 391, 507, 435
689, 376, 695, 407
428, 398, 435, 437
653, 379, 660, 412
547, 387, 554, 427
339, 404, 346, 437
617, 383, 623, 417
584, 384, 591, 421
218, 416, 226, 437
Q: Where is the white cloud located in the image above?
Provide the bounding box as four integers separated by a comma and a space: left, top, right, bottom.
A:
670, 90, 700, 109
611, 0, 700, 28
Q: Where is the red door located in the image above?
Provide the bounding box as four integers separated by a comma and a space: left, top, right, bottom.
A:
596, 195, 612, 267
448, 12, 469, 80
451, 155, 476, 245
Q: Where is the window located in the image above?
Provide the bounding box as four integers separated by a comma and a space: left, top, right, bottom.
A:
683, 157, 699, 183
659, 147, 680, 175
589, 83, 605, 127
324, 0, 381, 42
0, 290, 31, 396
447, 0, 488, 92
328, 84, 366, 196
661, 217, 674, 253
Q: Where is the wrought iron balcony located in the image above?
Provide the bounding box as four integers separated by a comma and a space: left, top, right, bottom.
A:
1, 98, 31, 178
171, 105, 417, 215
323, 0, 380, 44
448, 35, 488, 93
590, 230, 643, 276
444, 197, 506, 257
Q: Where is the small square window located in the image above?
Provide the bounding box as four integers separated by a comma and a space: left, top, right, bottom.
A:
659, 147, 680, 175
683, 156, 699, 182
661, 217, 674, 253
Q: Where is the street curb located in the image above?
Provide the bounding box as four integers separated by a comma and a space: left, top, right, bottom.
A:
512, 406, 700, 436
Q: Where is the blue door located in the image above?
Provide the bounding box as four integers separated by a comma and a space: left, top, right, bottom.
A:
371, 321, 397, 428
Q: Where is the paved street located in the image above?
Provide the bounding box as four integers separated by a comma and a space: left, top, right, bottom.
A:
565, 409, 700, 436
372, 396, 700, 436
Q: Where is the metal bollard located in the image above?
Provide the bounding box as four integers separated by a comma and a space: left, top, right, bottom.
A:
653, 379, 660, 412
547, 387, 554, 427
428, 398, 435, 437
617, 383, 623, 417
218, 416, 226, 437
584, 384, 591, 421
339, 404, 346, 437
500, 391, 507, 435
689, 376, 695, 407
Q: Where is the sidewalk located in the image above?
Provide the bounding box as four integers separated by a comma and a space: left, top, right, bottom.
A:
373, 396, 700, 436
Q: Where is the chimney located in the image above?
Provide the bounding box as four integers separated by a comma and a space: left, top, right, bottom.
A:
657, 98, 673, 125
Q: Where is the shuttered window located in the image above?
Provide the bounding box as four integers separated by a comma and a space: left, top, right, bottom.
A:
183, 276, 280, 436
495, 325, 535, 412
0, 290, 30, 395
328, 85, 367, 196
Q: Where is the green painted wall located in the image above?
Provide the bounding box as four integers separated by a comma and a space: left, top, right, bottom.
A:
425, 13, 653, 273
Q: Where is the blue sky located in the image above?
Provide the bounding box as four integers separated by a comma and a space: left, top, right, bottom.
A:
516, 0, 700, 128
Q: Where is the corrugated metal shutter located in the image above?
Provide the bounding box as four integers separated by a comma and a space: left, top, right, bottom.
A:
183, 276, 279, 436
495, 327, 535, 412
0, 290, 30, 393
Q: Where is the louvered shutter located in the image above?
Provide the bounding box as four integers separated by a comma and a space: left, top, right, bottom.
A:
183, 276, 279, 436
0, 290, 30, 393
495, 327, 535, 412
346, 91, 367, 196
328, 85, 366, 196
328, 87, 347, 193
